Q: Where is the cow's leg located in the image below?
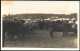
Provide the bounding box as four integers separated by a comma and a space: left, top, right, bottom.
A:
17, 33, 23, 41
74, 29, 77, 35
64, 30, 67, 37
50, 30, 53, 38
63, 31, 65, 37
20, 33, 25, 42
50, 26, 54, 38
3, 31, 9, 47
21, 33, 24, 41
66, 30, 68, 36
64, 29, 68, 37
5, 32, 9, 41
63, 30, 66, 37
3, 32, 5, 47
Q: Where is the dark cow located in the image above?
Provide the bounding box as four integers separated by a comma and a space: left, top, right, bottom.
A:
44, 21, 52, 30
49, 20, 77, 38
3, 20, 25, 47
37, 20, 45, 30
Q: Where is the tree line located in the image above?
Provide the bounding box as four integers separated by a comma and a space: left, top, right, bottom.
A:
3, 13, 77, 20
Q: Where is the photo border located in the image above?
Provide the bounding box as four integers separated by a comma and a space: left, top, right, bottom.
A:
1, 0, 80, 51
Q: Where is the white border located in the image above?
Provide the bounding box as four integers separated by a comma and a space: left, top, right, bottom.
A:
1, 1, 79, 50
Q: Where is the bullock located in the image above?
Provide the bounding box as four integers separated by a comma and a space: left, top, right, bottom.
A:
3, 20, 25, 46
49, 20, 77, 38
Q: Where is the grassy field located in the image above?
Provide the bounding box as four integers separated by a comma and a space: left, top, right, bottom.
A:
4, 29, 77, 48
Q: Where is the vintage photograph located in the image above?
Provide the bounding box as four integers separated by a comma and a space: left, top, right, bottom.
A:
1, 1, 79, 49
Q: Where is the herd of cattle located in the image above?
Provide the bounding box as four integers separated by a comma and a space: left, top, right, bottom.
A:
3, 19, 77, 42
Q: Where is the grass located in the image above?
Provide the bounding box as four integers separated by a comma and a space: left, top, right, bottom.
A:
4, 29, 77, 48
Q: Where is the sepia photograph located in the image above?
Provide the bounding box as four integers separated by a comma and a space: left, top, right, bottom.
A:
1, 1, 79, 50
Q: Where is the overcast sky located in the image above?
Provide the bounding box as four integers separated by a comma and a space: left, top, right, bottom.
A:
1, 1, 79, 16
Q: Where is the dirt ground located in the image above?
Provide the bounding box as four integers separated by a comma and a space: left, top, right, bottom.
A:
4, 29, 77, 48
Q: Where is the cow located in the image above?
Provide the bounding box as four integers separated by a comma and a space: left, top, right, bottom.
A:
3, 19, 26, 47
23, 20, 37, 32
37, 20, 45, 30
49, 20, 77, 38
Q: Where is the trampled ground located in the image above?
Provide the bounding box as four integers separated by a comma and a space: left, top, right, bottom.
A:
4, 29, 77, 48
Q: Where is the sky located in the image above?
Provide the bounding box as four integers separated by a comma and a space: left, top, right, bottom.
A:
1, 1, 79, 17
